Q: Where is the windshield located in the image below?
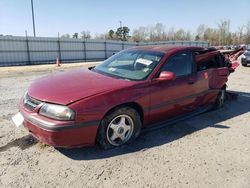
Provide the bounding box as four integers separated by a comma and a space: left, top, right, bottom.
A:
94, 50, 164, 81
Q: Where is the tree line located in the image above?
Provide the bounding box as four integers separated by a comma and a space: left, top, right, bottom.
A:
61, 20, 250, 46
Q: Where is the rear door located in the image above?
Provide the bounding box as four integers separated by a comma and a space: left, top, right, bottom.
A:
196, 52, 229, 106
147, 51, 207, 125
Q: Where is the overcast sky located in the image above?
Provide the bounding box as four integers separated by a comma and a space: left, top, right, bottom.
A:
0, 0, 250, 37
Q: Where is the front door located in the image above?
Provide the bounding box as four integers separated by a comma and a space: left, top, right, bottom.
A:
147, 51, 206, 126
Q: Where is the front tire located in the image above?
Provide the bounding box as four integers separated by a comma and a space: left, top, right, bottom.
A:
97, 107, 141, 149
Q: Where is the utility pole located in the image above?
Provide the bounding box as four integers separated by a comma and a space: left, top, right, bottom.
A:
119, 21, 123, 41
31, 0, 36, 37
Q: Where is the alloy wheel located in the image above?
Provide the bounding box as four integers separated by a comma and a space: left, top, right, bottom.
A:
106, 115, 134, 146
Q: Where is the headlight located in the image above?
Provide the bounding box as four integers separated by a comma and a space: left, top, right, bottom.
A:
39, 103, 75, 121
242, 54, 246, 58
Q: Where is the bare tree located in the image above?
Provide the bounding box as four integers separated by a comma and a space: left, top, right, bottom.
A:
166, 27, 175, 40
94, 33, 105, 40
61, 33, 71, 38
174, 29, 185, 40
69, 19, 250, 45
237, 26, 244, 44
245, 21, 250, 44
217, 19, 230, 45
155, 23, 165, 40
132, 26, 149, 42
80, 31, 91, 39
185, 31, 192, 41
196, 24, 206, 40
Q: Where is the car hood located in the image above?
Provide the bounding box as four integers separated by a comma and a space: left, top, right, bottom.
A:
28, 69, 133, 105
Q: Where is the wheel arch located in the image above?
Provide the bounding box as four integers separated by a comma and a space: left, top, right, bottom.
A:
103, 102, 144, 124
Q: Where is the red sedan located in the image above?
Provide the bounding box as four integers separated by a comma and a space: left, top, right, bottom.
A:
16, 46, 234, 149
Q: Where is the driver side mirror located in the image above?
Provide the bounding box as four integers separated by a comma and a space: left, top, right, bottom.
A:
157, 71, 176, 81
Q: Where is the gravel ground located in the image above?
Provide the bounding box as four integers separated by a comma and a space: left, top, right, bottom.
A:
0, 62, 249, 188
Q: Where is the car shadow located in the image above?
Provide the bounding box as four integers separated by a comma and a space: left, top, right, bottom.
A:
0, 134, 38, 152
58, 90, 250, 160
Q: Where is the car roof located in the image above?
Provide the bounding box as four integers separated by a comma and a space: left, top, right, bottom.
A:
129, 45, 204, 54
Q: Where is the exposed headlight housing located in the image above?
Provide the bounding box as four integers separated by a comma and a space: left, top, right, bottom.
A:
39, 103, 75, 121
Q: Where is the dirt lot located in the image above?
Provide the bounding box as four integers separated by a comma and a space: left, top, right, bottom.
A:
0, 62, 249, 188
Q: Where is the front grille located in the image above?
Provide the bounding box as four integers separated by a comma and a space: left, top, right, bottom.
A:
24, 93, 42, 111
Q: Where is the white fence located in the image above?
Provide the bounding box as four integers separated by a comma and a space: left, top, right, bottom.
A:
0, 36, 209, 66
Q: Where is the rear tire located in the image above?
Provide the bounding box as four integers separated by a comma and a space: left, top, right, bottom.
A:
213, 88, 226, 109
97, 107, 141, 150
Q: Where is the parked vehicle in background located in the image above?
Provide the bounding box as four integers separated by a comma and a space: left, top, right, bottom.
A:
223, 45, 231, 50
14, 45, 238, 149
241, 48, 250, 66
